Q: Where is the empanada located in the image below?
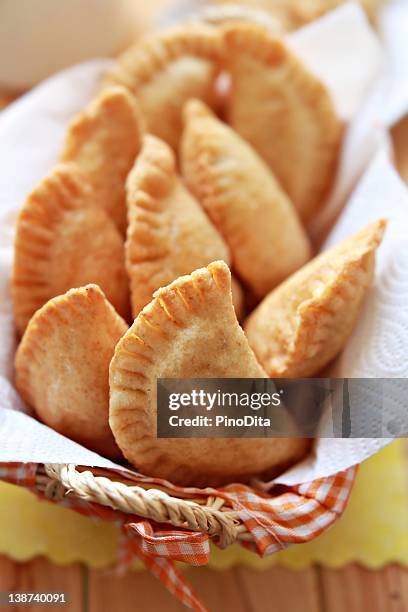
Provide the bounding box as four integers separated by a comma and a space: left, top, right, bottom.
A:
12, 164, 130, 335
61, 86, 142, 232
15, 285, 127, 458
224, 23, 342, 222
181, 100, 311, 297
105, 25, 224, 151
109, 261, 310, 486
245, 219, 386, 378
125, 134, 230, 316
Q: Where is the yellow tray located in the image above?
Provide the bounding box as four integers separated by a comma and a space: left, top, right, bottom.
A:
0, 441, 407, 569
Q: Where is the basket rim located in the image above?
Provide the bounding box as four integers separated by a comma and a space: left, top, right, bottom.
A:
38, 463, 249, 547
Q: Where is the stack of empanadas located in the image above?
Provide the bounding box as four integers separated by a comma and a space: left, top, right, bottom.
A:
13, 19, 386, 487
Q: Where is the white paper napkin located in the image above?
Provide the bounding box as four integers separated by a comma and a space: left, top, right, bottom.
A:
310, 0, 408, 238
276, 149, 408, 484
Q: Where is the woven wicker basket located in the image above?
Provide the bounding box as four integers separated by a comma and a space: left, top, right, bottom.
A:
7, 3, 360, 560
38, 464, 248, 548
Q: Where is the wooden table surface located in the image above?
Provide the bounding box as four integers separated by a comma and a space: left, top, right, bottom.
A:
1, 555, 407, 611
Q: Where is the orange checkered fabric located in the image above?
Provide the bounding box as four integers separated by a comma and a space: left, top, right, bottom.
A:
0, 462, 357, 611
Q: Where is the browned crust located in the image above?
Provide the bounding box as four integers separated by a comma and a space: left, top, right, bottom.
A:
109, 262, 236, 458
109, 262, 309, 486
125, 134, 230, 316
245, 219, 387, 377
12, 164, 130, 335
61, 86, 142, 232
106, 24, 225, 93
13, 164, 86, 335
224, 22, 343, 222
15, 284, 127, 458
181, 99, 312, 296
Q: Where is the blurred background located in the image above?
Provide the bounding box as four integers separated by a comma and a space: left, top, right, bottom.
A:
2, 0, 405, 182
0, 0, 387, 93
0, 1, 407, 610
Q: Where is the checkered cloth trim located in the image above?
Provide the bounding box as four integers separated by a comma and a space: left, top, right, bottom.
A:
116, 526, 208, 611
0, 462, 37, 487
0, 462, 357, 612
131, 537, 208, 612
221, 467, 357, 556
127, 520, 210, 565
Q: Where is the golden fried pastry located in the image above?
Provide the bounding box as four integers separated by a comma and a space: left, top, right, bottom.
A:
245, 219, 386, 378
181, 100, 311, 297
61, 86, 142, 232
105, 25, 224, 150
125, 134, 230, 317
15, 285, 127, 458
109, 261, 310, 486
224, 23, 342, 222
12, 164, 130, 335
